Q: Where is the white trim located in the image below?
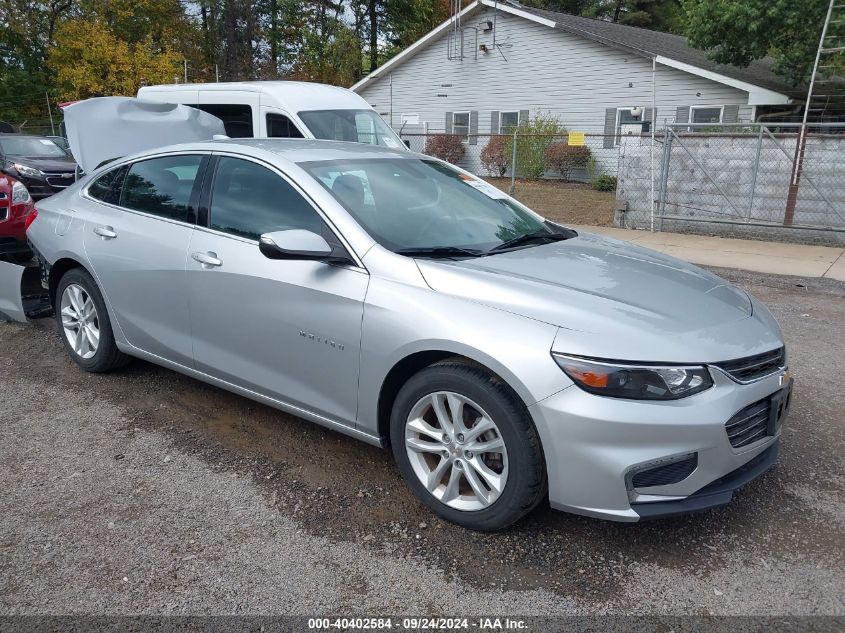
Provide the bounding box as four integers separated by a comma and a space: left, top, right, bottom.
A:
499, 110, 520, 134
478, 0, 557, 28
350, 1, 482, 92
655, 56, 791, 106
689, 105, 724, 124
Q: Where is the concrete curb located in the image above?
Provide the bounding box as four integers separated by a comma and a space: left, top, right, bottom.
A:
569, 225, 845, 282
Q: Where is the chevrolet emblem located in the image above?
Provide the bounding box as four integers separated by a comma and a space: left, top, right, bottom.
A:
61, 173, 74, 179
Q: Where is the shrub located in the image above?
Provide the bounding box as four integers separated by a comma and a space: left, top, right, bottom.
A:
502, 112, 565, 180
592, 175, 617, 192
423, 134, 465, 164
544, 143, 592, 181
480, 135, 509, 177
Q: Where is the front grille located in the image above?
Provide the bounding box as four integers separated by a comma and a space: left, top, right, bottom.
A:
725, 397, 772, 448
631, 454, 698, 488
714, 347, 785, 382
45, 174, 75, 188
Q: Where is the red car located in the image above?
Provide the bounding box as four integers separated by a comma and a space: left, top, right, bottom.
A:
0, 174, 36, 262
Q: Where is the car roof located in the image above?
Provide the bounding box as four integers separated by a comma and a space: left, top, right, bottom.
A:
93, 138, 424, 177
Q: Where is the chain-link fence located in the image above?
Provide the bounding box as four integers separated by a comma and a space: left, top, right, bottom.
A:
619, 123, 845, 246
400, 130, 622, 187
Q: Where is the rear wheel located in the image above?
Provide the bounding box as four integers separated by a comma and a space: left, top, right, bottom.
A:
55, 268, 129, 372
390, 360, 546, 531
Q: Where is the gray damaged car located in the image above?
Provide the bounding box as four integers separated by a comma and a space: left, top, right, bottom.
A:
13, 105, 791, 530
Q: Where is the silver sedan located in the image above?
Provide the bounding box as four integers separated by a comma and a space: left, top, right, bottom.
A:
26, 139, 791, 530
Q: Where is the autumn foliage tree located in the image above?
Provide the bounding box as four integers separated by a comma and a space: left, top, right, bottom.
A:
49, 19, 181, 100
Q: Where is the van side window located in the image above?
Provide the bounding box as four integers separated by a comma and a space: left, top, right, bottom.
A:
196, 104, 253, 138
266, 113, 304, 138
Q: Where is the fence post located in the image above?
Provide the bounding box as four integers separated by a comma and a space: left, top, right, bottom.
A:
656, 125, 673, 232
747, 124, 764, 220
509, 128, 517, 195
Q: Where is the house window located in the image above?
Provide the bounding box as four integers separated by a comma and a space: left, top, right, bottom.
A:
691, 106, 723, 125
614, 108, 644, 145
453, 112, 470, 138
500, 111, 519, 134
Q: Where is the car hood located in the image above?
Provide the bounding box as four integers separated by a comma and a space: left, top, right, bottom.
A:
10, 155, 77, 172
416, 232, 782, 363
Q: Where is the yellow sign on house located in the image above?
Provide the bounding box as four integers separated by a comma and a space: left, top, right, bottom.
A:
568, 131, 585, 146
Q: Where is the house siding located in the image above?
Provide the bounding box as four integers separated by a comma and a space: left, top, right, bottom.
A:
358, 7, 755, 137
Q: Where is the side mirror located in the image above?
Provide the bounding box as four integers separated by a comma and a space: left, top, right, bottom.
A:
259, 229, 332, 261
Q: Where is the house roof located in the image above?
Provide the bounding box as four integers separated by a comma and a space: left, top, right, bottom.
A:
518, 4, 797, 97
351, 0, 796, 105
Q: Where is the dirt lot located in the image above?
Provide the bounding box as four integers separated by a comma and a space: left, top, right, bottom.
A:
485, 178, 616, 226
0, 269, 843, 617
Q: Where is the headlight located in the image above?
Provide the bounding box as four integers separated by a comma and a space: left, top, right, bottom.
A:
13, 163, 43, 178
11, 180, 31, 204
553, 354, 713, 400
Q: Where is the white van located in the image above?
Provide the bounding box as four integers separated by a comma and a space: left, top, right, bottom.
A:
137, 81, 406, 149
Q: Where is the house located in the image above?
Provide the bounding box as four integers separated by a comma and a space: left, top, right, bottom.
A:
351, 0, 798, 151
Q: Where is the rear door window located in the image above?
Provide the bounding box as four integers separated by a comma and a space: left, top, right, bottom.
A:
120, 155, 203, 222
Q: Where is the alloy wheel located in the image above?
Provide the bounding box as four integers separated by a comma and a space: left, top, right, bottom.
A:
404, 391, 509, 511
60, 284, 100, 360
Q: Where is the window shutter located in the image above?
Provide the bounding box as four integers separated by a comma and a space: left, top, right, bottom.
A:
490, 111, 500, 134
723, 105, 739, 123
445, 112, 453, 134
675, 106, 690, 124
519, 109, 529, 124
469, 110, 479, 145
644, 107, 656, 122
603, 107, 616, 149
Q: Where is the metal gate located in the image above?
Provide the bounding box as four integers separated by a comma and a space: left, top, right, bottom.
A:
654, 122, 845, 236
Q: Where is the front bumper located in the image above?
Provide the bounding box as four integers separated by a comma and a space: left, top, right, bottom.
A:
529, 367, 788, 522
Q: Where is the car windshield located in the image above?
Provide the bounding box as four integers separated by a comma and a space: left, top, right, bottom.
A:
298, 110, 405, 149
302, 158, 563, 254
0, 136, 67, 157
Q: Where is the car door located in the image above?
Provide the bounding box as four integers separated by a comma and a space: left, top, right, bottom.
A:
186, 154, 368, 426
82, 153, 207, 367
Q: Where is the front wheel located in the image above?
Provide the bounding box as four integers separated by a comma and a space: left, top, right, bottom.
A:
55, 267, 130, 373
390, 360, 546, 531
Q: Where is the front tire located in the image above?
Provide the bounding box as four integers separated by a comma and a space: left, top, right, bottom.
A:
390, 359, 546, 531
55, 268, 129, 373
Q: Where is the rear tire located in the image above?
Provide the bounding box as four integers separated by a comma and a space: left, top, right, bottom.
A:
55, 268, 130, 373
390, 359, 546, 531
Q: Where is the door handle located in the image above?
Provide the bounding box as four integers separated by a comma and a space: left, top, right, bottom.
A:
94, 225, 117, 239
191, 251, 223, 268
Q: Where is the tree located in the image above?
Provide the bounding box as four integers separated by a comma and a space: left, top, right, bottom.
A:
682, 0, 834, 87
48, 18, 181, 100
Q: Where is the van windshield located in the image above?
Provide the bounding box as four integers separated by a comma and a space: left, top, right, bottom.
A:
298, 110, 404, 149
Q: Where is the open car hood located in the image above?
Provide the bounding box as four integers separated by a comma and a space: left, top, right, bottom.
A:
63, 97, 225, 173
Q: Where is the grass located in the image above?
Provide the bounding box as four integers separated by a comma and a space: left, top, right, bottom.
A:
484, 178, 616, 227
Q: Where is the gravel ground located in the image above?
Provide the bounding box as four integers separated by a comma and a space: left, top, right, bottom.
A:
0, 268, 843, 616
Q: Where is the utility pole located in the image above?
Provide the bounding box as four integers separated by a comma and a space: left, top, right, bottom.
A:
45, 92, 55, 136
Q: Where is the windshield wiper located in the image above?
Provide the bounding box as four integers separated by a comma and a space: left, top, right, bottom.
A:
487, 227, 575, 254
396, 246, 485, 258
